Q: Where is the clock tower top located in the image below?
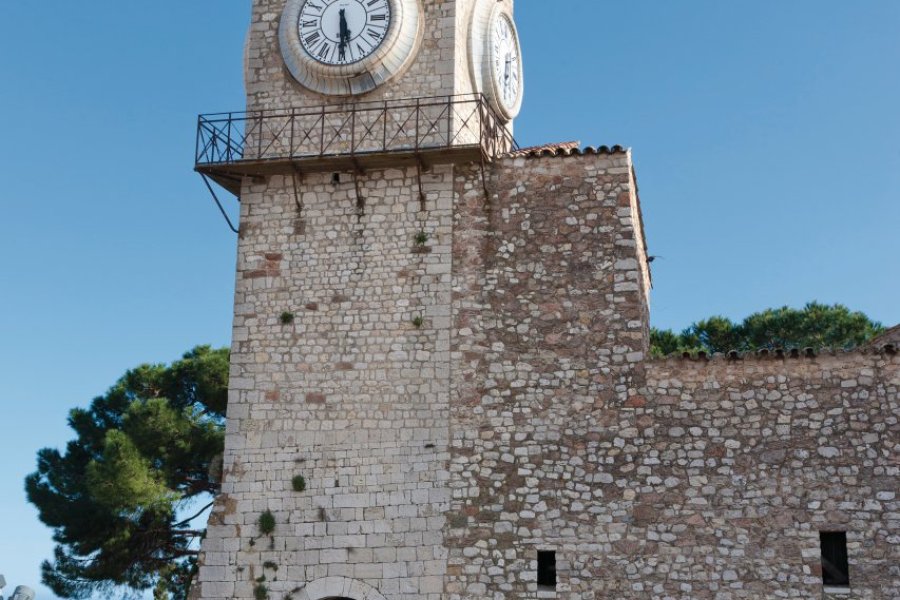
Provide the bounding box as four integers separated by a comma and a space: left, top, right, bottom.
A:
245, 0, 521, 118
196, 0, 521, 196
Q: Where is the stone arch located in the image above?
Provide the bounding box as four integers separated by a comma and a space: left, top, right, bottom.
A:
296, 577, 387, 600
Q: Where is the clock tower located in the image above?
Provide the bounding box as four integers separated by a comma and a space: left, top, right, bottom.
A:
193, 1, 652, 599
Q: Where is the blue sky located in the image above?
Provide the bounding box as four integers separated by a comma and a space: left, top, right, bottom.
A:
1, 1, 897, 597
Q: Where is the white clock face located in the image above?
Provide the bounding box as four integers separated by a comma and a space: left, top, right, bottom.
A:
486, 10, 522, 118
298, 0, 392, 66
491, 14, 521, 110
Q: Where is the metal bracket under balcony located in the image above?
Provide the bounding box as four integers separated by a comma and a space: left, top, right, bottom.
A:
194, 94, 517, 196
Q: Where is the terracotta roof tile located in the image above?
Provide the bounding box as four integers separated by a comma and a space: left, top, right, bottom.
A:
506, 141, 627, 159
866, 324, 900, 349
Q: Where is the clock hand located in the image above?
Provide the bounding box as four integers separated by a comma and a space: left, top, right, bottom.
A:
338, 9, 350, 61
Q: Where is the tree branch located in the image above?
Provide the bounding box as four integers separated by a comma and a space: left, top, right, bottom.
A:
173, 501, 215, 528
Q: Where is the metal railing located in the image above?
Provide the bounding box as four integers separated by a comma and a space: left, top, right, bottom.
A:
195, 94, 517, 167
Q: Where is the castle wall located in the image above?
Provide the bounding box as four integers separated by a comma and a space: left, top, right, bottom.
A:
440, 152, 898, 600
443, 225, 898, 600
194, 147, 898, 600
635, 352, 900, 600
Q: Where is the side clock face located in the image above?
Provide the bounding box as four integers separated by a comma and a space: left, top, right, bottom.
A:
298, 0, 392, 66
470, 2, 524, 121
490, 13, 522, 114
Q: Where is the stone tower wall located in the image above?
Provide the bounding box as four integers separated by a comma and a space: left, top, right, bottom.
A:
197, 166, 459, 600
445, 151, 653, 598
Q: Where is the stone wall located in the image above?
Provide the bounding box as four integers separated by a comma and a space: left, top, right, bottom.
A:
439, 151, 898, 600
445, 150, 654, 598
195, 147, 898, 600
197, 165, 459, 600
636, 351, 899, 600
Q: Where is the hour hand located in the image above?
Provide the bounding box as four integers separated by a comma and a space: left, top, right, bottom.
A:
338, 9, 350, 42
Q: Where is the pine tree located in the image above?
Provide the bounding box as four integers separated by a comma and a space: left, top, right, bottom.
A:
26, 346, 229, 599
651, 303, 884, 356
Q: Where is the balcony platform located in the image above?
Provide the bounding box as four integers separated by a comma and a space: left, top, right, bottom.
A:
197, 144, 489, 197
195, 94, 516, 197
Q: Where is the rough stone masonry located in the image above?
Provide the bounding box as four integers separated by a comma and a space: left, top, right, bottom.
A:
193, 0, 899, 598
194, 145, 898, 600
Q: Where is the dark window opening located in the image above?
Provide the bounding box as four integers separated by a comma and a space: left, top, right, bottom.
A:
820, 531, 849, 587
537, 550, 557, 589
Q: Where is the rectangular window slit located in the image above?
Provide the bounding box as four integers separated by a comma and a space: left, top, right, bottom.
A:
820, 531, 849, 588
537, 550, 557, 590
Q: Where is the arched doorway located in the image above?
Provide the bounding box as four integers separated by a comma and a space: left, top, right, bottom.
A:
302, 577, 387, 600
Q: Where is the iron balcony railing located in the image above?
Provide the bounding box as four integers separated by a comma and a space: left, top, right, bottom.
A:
195, 94, 517, 168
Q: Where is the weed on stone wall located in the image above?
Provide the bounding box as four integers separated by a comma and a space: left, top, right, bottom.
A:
258, 510, 276, 535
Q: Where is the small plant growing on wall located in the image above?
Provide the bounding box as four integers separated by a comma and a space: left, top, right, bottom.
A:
280, 312, 295, 325
259, 510, 276, 535
412, 315, 425, 329
291, 475, 306, 492
414, 231, 429, 246
254, 582, 269, 600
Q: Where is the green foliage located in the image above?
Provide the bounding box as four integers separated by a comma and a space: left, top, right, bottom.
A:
412, 315, 425, 328
291, 475, 306, 492
263, 561, 278, 571
414, 231, 429, 246
259, 510, 276, 535
254, 582, 269, 600
25, 346, 229, 600
651, 303, 884, 356
280, 312, 295, 325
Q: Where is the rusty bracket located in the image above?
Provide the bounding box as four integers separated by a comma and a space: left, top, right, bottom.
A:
200, 173, 240, 235
479, 154, 491, 206
415, 157, 427, 212
352, 170, 366, 217
290, 163, 305, 216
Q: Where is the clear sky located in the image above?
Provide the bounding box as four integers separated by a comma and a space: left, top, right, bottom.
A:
1, 1, 897, 598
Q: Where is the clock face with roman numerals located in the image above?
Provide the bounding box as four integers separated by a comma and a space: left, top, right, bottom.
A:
298, 0, 392, 66
490, 12, 521, 113
469, 1, 523, 121
280, 0, 422, 95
